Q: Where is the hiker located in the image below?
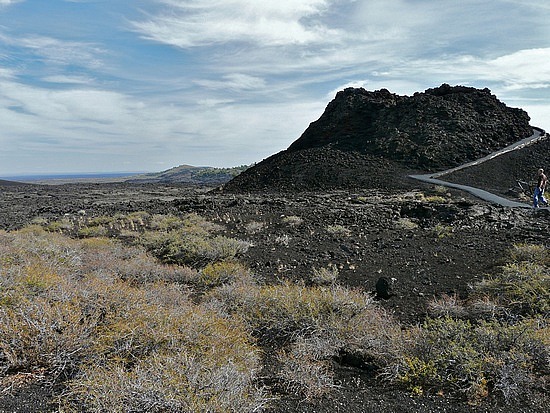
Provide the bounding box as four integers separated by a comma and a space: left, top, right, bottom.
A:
533, 168, 548, 208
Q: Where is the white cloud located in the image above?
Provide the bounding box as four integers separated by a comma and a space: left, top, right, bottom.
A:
395, 48, 550, 93
0, 70, 323, 173
42, 75, 96, 85
195, 73, 266, 91
502, 0, 550, 10
517, 102, 550, 130
0, 0, 23, 6
486, 48, 550, 89
197, 98, 235, 107
133, 0, 340, 48
0, 67, 16, 78
12, 35, 105, 68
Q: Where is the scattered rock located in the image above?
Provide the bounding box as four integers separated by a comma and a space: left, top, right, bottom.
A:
375, 276, 394, 299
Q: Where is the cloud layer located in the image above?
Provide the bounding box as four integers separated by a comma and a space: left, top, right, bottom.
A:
0, 0, 549, 175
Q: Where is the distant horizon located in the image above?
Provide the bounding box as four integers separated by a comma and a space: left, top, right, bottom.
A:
0, 163, 245, 180
0, 171, 148, 181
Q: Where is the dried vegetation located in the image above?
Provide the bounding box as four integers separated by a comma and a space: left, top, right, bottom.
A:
0, 211, 548, 410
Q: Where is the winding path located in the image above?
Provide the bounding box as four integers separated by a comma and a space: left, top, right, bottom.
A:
409, 127, 547, 208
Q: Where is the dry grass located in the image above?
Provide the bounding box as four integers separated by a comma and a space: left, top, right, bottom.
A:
326, 224, 351, 237
1, 223, 548, 407
207, 280, 402, 398
0, 227, 268, 412
281, 215, 303, 227
310, 264, 339, 285
396, 243, 550, 403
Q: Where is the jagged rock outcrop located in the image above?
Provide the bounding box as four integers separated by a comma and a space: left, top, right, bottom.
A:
224, 84, 532, 192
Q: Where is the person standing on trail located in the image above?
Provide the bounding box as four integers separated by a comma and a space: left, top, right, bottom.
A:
533, 168, 548, 208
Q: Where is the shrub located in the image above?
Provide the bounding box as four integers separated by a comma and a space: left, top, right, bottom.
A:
149, 213, 184, 231
432, 223, 453, 239
275, 234, 291, 247
473, 261, 549, 315
282, 215, 303, 227
326, 224, 351, 237
64, 351, 267, 413
45, 217, 76, 233
244, 221, 265, 234
395, 217, 419, 230
424, 195, 447, 203
389, 317, 549, 403
466, 297, 502, 320
77, 225, 108, 238
194, 261, 253, 289
207, 281, 401, 398
427, 294, 467, 318
310, 264, 339, 285
0, 228, 268, 412
467, 244, 549, 319
0, 294, 101, 380
139, 225, 249, 267
64, 298, 266, 413
277, 341, 336, 400
509, 243, 548, 264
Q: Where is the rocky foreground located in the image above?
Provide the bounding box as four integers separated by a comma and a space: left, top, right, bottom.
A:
0, 175, 549, 412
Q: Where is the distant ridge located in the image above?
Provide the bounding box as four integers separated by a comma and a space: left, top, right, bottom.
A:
224, 84, 533, 192
127, 164, 249, 185
0, 178, 32, 186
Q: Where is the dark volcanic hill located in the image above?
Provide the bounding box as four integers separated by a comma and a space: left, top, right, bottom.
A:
224, 84, 532, 192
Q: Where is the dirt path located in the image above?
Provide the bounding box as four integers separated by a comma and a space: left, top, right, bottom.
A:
410, 127, 546, 208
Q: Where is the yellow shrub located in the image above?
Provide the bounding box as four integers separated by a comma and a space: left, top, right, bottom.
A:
197, 261, 252, 289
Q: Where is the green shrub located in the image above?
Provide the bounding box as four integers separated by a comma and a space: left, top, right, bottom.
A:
390, 317, 549, 403
509, 243, 548, 264
473, 261, 549, 315
424, 195, 447, 203
326, 224, 351, 237
432, 223, 453, 239
139, 230, 250, 266
149, 214, 185, 231
64, 298, 265, 412
77, 225, 108, 238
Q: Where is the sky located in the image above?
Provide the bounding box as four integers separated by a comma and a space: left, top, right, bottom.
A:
0, 0, 549, 176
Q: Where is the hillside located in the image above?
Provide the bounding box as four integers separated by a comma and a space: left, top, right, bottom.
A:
224, 84, 532, 192
0, 179, 31, 186
127, 164, 249, 185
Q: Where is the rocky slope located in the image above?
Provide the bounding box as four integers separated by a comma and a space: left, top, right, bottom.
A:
224, 84, 532, 192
